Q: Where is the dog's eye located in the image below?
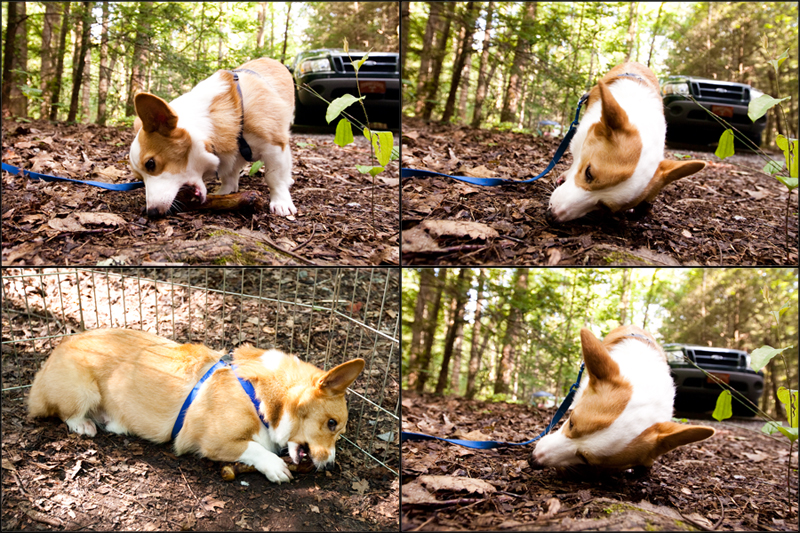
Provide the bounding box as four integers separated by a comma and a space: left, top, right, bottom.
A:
569, 419, 574, 430
585, 165, 593, 183
145, 158, 156, 172
328, 419, 337, 432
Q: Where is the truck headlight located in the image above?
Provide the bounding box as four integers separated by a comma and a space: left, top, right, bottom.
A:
298, 58, 332, 75
662, 82, 690, 96
666, 350, 685, 364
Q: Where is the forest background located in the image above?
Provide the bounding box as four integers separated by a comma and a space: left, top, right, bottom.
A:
402, 267, 798, 419
1, 1, 399, 124
402, 1, 798, 150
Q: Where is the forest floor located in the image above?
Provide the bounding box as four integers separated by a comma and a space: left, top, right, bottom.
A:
1, 119, 399, 266
1, 268, 400, 531
402, 392, 798, 532
401, 117, 798, 266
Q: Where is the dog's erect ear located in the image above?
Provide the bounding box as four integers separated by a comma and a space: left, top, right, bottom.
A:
133, 116, 143, 135
580, 328, 620, 383
317, 359, 365, 396
597, 80, 631, 136
642, 159, 707, 203
134, 93, 179, 136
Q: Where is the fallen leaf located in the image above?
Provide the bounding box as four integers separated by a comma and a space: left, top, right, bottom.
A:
546, 248, 562, 265
417, 475, 496, 495
309, 505, 320, 514
48, 216, 86, 233
76, 212, 126, 227
681, 229, 693, 239
461, 164, 496, 178
401, 481, 439, 504
94, 166, 128, 180
540, 497, 561, 519
352, 478, 369, 495
422, 219, 498, 240
199, 495, 226, 512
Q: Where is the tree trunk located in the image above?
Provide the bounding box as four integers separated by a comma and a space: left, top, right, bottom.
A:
471, 1, 495, 128
420, 2, 454, 121
406, 268, 435, 387
465, 269, 487, 399
126, 2, 152, 117
96, 1, 111, 125
256, 2, 267, 51
624, 2, 639, 62
500, 1, 537, 124
414, 269, 448, 394
436, 269, 471, 395
646, 2, 665, 68
68, 2, 92, 123
414, 2, 442, 116
49, 2, 72, 120
494, 269, 528, 396
280, 3, 292, 64
400, 1, 410, 78
619, 269, 631, 326
217, 2, 226, 68
441, 2, 477, 123
81, 24, 93, 122
39, 2, 60, 117
2, 2, 29, 118
641, 268, 659, 330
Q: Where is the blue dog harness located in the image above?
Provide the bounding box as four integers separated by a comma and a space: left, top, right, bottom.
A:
171, 353, 270, 440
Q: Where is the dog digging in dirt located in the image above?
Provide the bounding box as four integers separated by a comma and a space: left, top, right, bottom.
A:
28, 329, 365, 484
532, 325, 715, 472
546, 62, 707, 224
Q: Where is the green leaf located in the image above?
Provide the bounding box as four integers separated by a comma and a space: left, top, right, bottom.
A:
761, 421, 782, 435
748, 94, 790, 122
334, 118, 354, 147
390, 146, 400, 161
776, 176, 798, 191
715, 129, 735, 159
356, 164, 385, 177
779, 303, 792, 318
762, 160, 783, 175
775, 135, 798, 179
712, 390, 733, 421
248, 160, 264, 176
777, 387, 798, 428
362, 128, 394, 167
353, 52, 369, 72
776, 425, 798, 443
767, 48, 790, 73
750, 345, 791, 372
326, 94, 365, 124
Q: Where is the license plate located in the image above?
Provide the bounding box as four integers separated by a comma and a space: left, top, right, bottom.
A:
711, 105, 734, 118
708, 373, 730, 384
359, 81, 386, 94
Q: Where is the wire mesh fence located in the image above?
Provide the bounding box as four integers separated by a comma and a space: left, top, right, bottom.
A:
1, 267, 399, 476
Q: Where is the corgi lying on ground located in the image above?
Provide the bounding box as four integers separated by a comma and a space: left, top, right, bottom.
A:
28, 329, 365, 484
546, 62, 707, 223
129, 57, 296, 218
533, 325, 714, 470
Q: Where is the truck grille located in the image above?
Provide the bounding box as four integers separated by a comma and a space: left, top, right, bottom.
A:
692, 348, 741, 369
691, 81, 749, 103
333, 55, 398, 74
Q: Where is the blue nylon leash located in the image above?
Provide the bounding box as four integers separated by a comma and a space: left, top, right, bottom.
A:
401, 363, 585, 449
171, 356, 269, 440
400, 93, 589, 186
2, 162, 144, 191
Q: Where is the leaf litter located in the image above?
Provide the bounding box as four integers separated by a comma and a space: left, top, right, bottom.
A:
401, 118, 797, 265
402, 391, 798, 531
2, 120, 398, 265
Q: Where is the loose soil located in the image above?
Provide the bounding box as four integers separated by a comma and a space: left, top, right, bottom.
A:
1, 120, 399, 266
401, 392, 798, 531
401, 118, 798, 266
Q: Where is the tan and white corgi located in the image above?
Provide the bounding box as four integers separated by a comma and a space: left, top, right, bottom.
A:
546, 62, 707, 223
533, 325, 714, 470
28, 329, 365, 484
129, 57, 296, 218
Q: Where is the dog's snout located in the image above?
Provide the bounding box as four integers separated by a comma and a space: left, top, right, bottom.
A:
544, 209, 559, 225
146, 206, 169, 218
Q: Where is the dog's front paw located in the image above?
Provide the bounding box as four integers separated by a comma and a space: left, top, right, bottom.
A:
66, 416, 97, 437
270, 198, 297, 217
261, 453, 293, 484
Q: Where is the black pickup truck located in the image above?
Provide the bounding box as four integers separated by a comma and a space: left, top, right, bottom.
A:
664, 343, 764, 416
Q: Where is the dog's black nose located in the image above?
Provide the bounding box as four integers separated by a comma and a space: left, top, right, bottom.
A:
146, 206, 169, 218
544, 209, 558, 225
